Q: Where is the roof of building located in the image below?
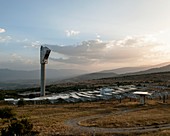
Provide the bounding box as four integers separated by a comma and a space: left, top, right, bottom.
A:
133, 91, 152, 95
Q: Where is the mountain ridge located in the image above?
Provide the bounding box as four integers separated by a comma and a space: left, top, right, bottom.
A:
0, 68, 87, 82
123, 64, 170, 76
1, 63, 170, 89
66, 64, 170, 82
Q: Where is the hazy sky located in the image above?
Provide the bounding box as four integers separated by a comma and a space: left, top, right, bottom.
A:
1, 0, 170, 72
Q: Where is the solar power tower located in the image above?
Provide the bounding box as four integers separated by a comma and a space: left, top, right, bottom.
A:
40, 46, 51, 96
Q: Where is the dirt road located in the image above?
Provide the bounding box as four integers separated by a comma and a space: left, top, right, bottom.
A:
65, 106, 170, 134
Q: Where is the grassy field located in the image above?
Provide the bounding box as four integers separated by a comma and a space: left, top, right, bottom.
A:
79, 104, 170, 128
0, 98, 170, 136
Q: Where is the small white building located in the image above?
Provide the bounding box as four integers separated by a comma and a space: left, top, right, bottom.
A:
133, 91, 152, 105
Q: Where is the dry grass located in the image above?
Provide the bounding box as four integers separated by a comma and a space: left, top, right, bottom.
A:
15, 104, 101, 135
0, 99, 170, 136
80, 106, 170, 128
0, 101, 117, 135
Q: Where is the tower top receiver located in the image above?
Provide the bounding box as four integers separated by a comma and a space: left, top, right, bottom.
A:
40, 46, 51, 64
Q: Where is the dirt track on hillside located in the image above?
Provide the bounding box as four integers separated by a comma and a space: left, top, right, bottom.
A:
65, 106, 170, 135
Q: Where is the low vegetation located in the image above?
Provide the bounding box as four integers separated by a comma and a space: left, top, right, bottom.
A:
0, 107, 15, 119
79, 105, 170, 128
0, 99, 169, 135
0, 107, 35, 136
1, 118, 34, 136
0, 72, 170, 135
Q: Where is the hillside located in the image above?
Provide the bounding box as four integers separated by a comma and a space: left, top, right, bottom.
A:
0, 69, 87, 81
0, 69, 87, 90
101, 62, 170, 74
124, 64, 170, 76
1, 63, 170, 90
101, 66, 148, 74
65, 64, 170, 82
64, 72, 118, 82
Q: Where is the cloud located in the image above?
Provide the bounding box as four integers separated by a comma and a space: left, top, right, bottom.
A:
65, 30, 80, 37
10, 53, 33, 65
0, 28, 5, 33
31, 41, 41, 48
16, 38, 29, 43
50, 56, 92, 65
0, 36, 12, 43
0, 60, 37, 70
23, 40, 41, 48
0, 33, 168, 71
47, 35, 163, 69
96, 33, 101, 38
11, 53, 23, 61
0, 53, 38, 70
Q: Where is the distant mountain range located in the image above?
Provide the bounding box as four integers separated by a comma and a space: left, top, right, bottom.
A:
0, 69, 87, 82
66, 72, 118, 82
101, 62, 170, 74
123, 64, 170, 76
66, 64, 170, 82
1, 62, 170, 89
0, 68, 87, 90
100, 66, 148, 74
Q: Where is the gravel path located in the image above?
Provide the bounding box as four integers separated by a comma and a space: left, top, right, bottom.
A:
65, 106, 170, 134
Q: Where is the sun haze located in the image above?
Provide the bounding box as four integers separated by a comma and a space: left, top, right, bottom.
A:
1, 0, 170, 72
